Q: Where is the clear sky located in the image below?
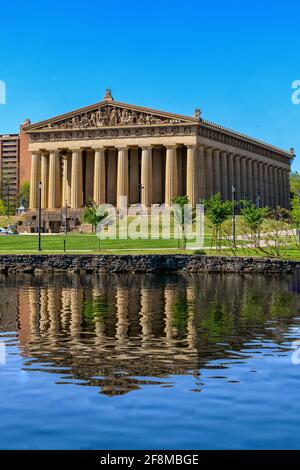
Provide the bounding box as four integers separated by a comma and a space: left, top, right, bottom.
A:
0, 0, 299, 171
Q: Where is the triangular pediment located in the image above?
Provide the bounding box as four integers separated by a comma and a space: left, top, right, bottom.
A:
24, 100, 199, 132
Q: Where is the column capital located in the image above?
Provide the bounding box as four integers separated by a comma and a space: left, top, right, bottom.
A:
141, 145, 154, 151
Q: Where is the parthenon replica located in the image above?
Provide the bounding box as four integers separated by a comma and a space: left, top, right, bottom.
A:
24, 89, 293, 230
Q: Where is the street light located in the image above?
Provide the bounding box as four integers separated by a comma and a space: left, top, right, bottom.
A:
38, 181, 42, 252
232, 185, 236, 248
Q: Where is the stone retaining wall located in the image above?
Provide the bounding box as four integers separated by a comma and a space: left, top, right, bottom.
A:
0, 254, 299, 275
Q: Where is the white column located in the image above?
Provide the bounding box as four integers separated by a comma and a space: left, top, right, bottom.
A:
71, 150, 83, 209
186, 145, 199, 205
29, 152, 41, 209
141, 146, 153, 207
48, 151, 61, 209
93, 148, 106, 205
165, 146, 178, 205
117, 147, 129, 208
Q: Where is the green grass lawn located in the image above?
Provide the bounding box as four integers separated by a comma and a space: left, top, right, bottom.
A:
0, 233, 212, 253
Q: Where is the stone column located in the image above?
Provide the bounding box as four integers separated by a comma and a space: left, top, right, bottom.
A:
258, 162, 264, 206
246, 159, 253, 202
141, 146, 153, 207
240, 157, 247, 199
220, 151, 228, 200
117, 147, 129, 207
263, 164, 269, 207
285, 170, 291, 209
198, 146, 206, 200
213, 150, 221, 195
273, 166, 279, 207
253, 160, 258, 201
48, 151, 61, 209
205, 148, 213, 197
61, 155, 69, 207
40, 152, 48, 209
278, 169, 283, 208
165, 145, 178, 205
234, 154, 241, 200
93, 148, 106, 205
186, 145, 199, 205
29, 152, 41, 209
71, 150, 83, 209
227, 153, 235, 196
268, 165, 274, 208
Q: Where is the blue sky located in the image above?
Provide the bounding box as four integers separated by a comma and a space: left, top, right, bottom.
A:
0, 0, 299, 171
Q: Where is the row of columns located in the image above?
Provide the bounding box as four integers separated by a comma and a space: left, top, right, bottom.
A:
29, 145, 290, 210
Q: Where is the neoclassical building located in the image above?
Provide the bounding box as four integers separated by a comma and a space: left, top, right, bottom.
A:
25, 89, 293, 228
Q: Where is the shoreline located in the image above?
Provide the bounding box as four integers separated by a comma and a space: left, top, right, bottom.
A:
0, 254, 299, 275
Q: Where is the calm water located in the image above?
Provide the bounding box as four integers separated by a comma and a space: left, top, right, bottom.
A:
0, 272, 300, 450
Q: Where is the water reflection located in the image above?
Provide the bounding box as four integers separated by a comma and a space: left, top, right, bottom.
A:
0, 272, 300, 396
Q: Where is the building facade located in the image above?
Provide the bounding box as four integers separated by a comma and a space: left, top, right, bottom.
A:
24, 90, 293, 224
0, 133, 20, 210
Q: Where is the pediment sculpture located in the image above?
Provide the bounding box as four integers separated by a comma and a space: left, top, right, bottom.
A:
43, 106, 183, 130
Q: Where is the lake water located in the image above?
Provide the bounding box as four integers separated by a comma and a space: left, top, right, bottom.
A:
0, 272, 300, 450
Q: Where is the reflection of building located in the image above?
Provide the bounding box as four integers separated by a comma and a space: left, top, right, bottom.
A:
0, 272, 296, 396
20, 89, 293, 231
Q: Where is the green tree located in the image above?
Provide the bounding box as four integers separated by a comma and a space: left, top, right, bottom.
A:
202, 193, 233, 252
290, 171, 300, 196
240, 200, 269, 244
171, 195, 194, 249
18, 181, 30, 209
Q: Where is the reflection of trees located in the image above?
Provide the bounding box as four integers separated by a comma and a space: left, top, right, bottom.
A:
0, 272, 299, 396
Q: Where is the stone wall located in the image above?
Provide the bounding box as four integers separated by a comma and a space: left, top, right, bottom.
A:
0, 254, 299, 275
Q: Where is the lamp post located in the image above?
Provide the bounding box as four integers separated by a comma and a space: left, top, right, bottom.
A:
232, 185, 236, 248
37, 181, 42, 252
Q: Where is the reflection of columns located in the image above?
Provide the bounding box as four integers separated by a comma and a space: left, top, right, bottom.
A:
29, 289, 40, 338
48, 151, 61, 209
198, 146, 206, 200
70, 290, 83, 338
39, 288, 49, 333
246, 159, 253, 202
213, 150, 221, 195
40, 152, 48, 209
93, 148, 106, 205
140, 288, 153, 343
220, 151, 228, 200
186, 286, 197, 351
117, 147, 129, 207
164, 287, 176, 342
165, 146, 178, 205
71, 150, 83, 209
47, 288, 60, 338
240, 157, 247, 199
141, 146, 153, 207
116, 288, 129, 342
29, 152, 41, 209
263, 164, 269, 207
187, 145, 198, 205
205, 148, 213, 197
